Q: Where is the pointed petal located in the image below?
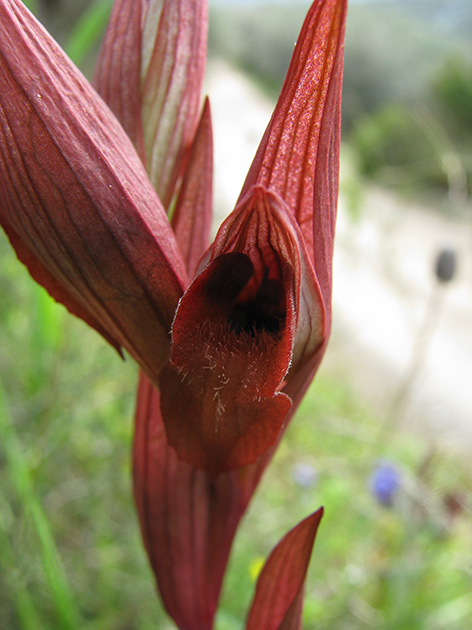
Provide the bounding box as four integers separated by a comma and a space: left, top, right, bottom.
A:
311, 13, 345, 314
93, 0, 146, 159
142, 0, 208, 207
0, 0, 187, 381
171, 98, 213, 278
240, 0, 347, 303
96, 0, 208, 208
133, 372, 268, 630
246, 508, 324, 630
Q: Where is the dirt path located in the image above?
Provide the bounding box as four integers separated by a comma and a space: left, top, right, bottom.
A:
333, 188, 472, 450
205, 59, 472, 451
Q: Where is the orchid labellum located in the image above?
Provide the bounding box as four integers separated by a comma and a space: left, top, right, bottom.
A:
0, 0, 347, 627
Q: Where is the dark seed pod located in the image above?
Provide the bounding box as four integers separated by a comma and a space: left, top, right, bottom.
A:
435, 248, 457, 283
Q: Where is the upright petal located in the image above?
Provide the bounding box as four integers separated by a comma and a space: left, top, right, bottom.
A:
240, 0, 347, 311
95, 0, 208, 208
134, 373, 269, 630
93, 0, 145, 158
171, 98, 213, 278
0, 0, 187, 382
245, 509, 324, 630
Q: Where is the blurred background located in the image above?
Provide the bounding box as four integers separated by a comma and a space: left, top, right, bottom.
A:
1, 1, 471, 628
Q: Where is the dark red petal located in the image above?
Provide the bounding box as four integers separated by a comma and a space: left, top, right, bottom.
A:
246, 508, 324, 630
0, 0, 186, 382
160, 361, 292, 474
171, 98, 213, 278
311, 9, 345, 315
134, 372, 269, 630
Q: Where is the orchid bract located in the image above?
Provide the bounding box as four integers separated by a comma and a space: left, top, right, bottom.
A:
0, 0, 347, 627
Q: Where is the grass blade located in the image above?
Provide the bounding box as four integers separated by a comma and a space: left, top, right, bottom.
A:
0, 379, 81, 630
66, 0, 113, 66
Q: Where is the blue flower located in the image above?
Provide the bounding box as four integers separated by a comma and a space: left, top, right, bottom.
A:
370, 461, 401, 506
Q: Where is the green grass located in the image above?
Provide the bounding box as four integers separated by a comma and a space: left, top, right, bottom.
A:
65, 0, 112, 67
1, 229, 471, 629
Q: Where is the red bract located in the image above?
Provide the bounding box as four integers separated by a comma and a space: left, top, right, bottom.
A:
134, 372, 269, 630
246, 509, 324, 630
0, 0, 347, 628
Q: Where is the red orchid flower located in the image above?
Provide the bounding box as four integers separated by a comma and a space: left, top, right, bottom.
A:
0, 0, 344, 473
129, 2, 346, 625
157, 0, 346, 474
0, 0, 346, 628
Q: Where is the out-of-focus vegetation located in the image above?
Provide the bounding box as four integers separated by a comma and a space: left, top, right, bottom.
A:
209, 0, 472, 202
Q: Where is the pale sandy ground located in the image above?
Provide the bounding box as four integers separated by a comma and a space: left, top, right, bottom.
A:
205, 59, 472, 451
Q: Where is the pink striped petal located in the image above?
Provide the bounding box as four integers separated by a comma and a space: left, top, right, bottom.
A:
95, 0, 208, 208
171, 98, 213, 278
0, 0, 187, 382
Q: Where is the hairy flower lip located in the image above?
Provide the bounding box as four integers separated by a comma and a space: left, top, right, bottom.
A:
171, 185, 302, 390
207, 185, 327, 384
157, 186, 303, 473
159, 184, 327, 474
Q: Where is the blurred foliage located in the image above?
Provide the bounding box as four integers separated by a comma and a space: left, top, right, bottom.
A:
22, 0, 39, 12
209, 3, 307, 94
65, 0, 112, 68
341, 5, 454, 131
350, 106, 433, 178
349, 106, 448, 191
432, 56, 472, 137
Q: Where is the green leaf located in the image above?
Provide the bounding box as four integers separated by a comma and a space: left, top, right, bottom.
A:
66, 0, 113, 66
